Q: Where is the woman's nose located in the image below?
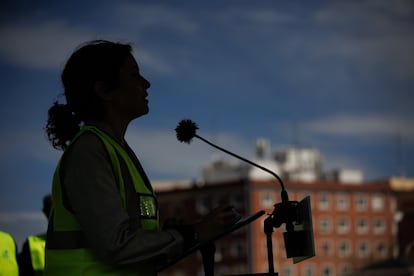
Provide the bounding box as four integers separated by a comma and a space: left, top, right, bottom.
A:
142, 76, 151, 89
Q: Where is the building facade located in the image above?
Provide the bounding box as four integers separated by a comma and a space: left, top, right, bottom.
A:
156, 178, 398, 276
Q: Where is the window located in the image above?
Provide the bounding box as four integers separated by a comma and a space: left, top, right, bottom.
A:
227, 263, 248, 274
355, 194, 368, 211
373, 218, 385, 234
376, 241, 388, 258
372, 194, 384, 211
196, 196, 210, 215
338, 241, 351, 257
319, 218, 331, 233
229, 241, 245, 258
358, 241, 370, 258
212, 192, 227, 208
215, 243, 224, 261
319, 193, 330, 210
336, 193, 349, 211
230, 191, 243, 209
337, 217, 350, 234
321, 264, 334, 276
262, 191, 274, 208
303, 264, 315, 276
282, 265, 293, 276
320, 240, 333, 257
356, 218, 369, 234
338, 264, 351, 276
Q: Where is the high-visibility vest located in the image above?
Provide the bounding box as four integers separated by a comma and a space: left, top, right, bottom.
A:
27, 233, 46, 275
44, 125, 159, 275
0, 231, 19, 276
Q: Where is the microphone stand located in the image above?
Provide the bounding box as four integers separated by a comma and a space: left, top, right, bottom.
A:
264, 216, 276, 275
226, 196, 299, 276
200, 242, 216, 276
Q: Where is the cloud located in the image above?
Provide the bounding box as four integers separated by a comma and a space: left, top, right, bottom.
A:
0, 20, 93, 69
0, 124, 253, 181
308, 0, 414, 79
126, 127, 253, 180
0, 211, 45, 223
132, 47, 177, 76
242, 10, 294, 24
303, 114, 414, 142
0, 3, 200, 74
211, 6, 295, 25
0, 128, 60, 163
0, 211, 48, 248
114, 3, 200, 34
313, 0, 414, 27
213, 1, 414, 82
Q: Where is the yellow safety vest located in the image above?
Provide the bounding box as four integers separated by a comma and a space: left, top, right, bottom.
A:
0, 231, 19, 276
44, 126, 159, 275
27, 233, 46, 275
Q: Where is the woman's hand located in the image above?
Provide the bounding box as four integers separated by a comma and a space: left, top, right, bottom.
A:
194, 205, 241, 243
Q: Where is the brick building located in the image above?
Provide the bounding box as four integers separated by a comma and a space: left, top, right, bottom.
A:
156, 178, 398, 276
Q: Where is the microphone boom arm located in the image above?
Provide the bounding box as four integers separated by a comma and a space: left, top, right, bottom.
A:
175, 119, 315, 275
195, 134, 288, 201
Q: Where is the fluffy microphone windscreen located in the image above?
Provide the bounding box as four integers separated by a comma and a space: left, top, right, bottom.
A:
175, 119, 199, 143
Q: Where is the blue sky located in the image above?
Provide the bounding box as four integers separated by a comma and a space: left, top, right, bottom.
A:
1, 0, 413, 247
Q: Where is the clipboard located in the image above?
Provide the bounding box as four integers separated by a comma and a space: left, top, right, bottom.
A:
158, 210, 266, 272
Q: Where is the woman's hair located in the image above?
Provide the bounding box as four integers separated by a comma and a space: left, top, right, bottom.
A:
45, 40, 133, 150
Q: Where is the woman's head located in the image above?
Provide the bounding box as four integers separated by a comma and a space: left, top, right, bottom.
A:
62, 40, 133, 120
46, 40, 149, 150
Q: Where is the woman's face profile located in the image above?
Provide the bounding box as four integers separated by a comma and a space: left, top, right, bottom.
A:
110, 54, 151, 121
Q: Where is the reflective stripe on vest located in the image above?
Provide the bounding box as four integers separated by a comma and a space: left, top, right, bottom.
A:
27, 233, 46, 273
45, 126, 159, 275
0, 231, 19, 276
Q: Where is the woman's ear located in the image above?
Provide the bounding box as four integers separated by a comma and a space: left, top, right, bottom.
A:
94, 81, 113, 101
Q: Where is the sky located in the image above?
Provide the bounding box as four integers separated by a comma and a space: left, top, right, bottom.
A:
0, 0, 413, 248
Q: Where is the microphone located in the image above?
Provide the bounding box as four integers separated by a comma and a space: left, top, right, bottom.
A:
175, 119, 288, 202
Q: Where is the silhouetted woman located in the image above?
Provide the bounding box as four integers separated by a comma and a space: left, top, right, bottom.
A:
44, 40, 238, 275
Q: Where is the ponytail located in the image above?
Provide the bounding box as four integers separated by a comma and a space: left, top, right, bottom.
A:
45, 101, 82, 151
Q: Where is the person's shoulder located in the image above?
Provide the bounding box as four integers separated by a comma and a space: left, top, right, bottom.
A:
62, 131, 108, 164
69, 131, 105, 153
